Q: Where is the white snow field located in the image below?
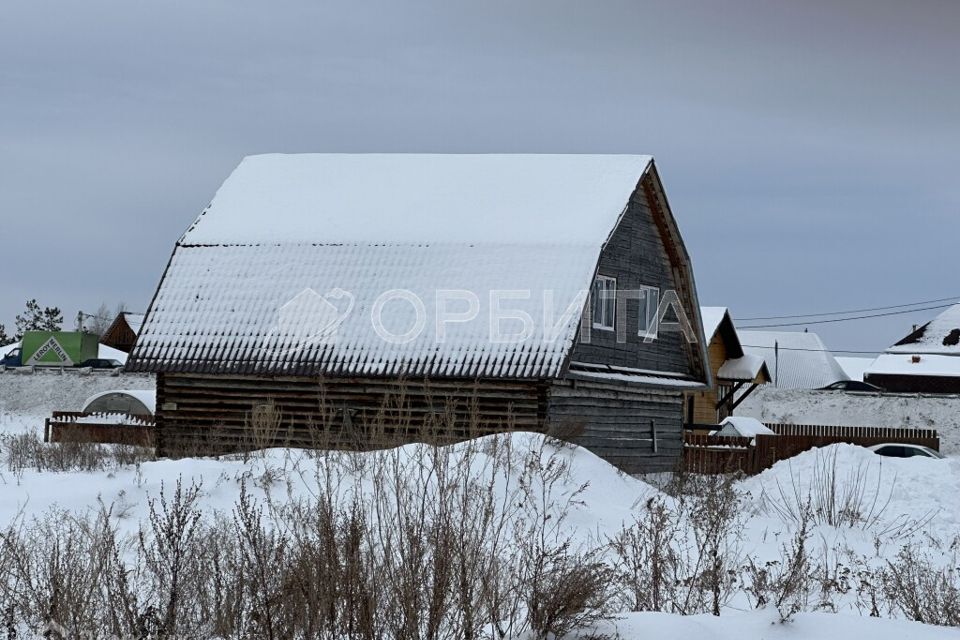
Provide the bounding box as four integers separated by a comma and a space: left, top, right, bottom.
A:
1, 430, 957, 637
592, 609, 959, 639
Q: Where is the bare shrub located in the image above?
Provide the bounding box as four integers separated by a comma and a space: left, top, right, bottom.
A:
242, 401, 287, 458
1, 431, 152, 475
741, 500, 814, 621
138, 479, 206, 636
525, 546, 616, 639
610, 496, 682, 613
680, 473, 743, 616
883, 543, 960, 626
759, 447, 935, 538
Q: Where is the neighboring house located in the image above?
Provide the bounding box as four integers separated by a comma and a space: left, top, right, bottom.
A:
686, 307, 770, 426
99, 312, 145, 353
739, 330, 848, 389
127, 154, 710, 473
865, 303, 960, 393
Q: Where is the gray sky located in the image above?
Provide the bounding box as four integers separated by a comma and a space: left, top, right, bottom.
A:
1, 0, 957, 354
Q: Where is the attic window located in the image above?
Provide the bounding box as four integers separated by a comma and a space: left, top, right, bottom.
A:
638, 287, 660, 339
592, 275, 616, 331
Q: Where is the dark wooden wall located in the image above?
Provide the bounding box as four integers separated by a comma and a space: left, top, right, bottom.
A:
571, 175, 696, 377
156, 373, 685, 474
547, 379, 683, 474
864, 372, 960, 394
155, 373, 544, 456
100, 320, 138, 353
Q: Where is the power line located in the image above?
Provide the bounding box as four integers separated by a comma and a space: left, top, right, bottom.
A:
739, 295, 960, 321
739, 303, 953, 329
741, 344, 882, 355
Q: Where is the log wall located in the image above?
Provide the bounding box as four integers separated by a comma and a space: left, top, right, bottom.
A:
547, 379, 684, 474
156, 373, 686, 474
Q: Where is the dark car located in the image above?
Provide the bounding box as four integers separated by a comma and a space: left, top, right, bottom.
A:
77, 358, 124, 369
818, 380, 882, 392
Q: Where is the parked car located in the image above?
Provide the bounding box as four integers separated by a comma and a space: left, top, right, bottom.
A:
868, 443, 944, 459
76, 358, 124, 369
819, 380, 883, 392
1, 346, 21, 367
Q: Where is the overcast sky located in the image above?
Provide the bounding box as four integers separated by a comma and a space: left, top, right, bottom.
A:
1, 0, 957, 354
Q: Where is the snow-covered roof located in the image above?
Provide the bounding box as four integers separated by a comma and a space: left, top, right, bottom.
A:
122, 312, 145, 335
836, 356, 876, 382
699, 306, 769, 382
81, 389, 156, 415
715, 416, 774, 438
865, 353, 960, 379
183, 154, 653, 245
717, 353, 767, 381
889, 303, 960, 356
129, 153, 698, 379
740, 330, 848, 389
699, 307, 728, 342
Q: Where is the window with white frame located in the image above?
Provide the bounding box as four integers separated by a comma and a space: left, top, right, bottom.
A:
591, 275, 616, 330
638, 286, 660, 338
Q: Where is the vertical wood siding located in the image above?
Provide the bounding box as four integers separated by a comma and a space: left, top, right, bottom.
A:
571, 177, 695, 377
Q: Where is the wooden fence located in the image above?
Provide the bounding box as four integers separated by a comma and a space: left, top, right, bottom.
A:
45, 411, 155, 448
684, 423, 940, 475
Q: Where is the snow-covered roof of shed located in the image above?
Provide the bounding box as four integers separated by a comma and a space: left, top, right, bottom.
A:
888, 303, 960, 355
739, 330, 848, 389
716, 416, 774, 438
183, 154, 653, 246
717, 354, 767, 381
82, 390, 156, 415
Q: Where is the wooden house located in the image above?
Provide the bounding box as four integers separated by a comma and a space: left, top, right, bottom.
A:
99, 312, 145, 353
127, 154, 710, 473
685, 307, 770, 427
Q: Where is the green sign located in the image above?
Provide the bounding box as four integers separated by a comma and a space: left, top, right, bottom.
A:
21, 332, 98, 367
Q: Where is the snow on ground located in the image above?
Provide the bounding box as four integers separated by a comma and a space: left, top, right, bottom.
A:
739, 385, 960, 453
737, 443, 960, 567
2, 372, 958, 637
0, 433, 657, 543
0, 436, 957, 638
0, 410, 46, 436
0, 370, 154, 415
588, 610, 958, 640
